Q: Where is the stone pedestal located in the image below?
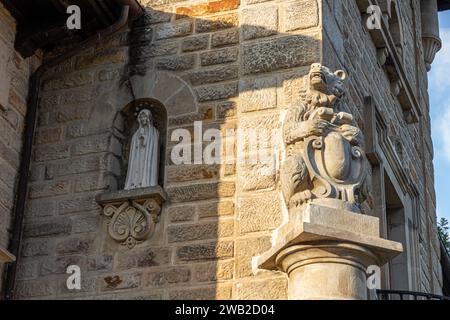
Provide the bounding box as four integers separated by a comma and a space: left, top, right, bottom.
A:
257, 203, 403, 300
96, 186, 167, 249
277, 242, 378, 299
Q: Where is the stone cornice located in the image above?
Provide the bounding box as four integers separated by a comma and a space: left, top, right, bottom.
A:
95, 185, 167, 205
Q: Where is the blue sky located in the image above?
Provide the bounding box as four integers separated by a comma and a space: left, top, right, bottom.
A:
430, 12, 450, 224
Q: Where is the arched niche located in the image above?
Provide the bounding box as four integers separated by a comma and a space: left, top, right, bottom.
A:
126, 71, 197, 118
108, 71, 198, 189
112, 98, 168, 189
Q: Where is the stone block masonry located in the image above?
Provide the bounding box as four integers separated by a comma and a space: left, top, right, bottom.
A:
321, 0, 443, 294
0, 3, 41, 288
11, 0, 317, 299
6, 0, 444, 300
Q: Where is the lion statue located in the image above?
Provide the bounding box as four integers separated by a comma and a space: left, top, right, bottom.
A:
281, 63, 370, 211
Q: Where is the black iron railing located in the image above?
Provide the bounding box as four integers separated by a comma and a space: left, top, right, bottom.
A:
376, 289, 450, 300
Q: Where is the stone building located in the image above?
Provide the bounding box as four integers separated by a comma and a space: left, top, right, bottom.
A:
0, 0, 449, 299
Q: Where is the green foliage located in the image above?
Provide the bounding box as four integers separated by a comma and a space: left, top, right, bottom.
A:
438, 217, 450, 253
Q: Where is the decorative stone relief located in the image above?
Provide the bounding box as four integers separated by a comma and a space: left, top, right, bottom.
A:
257, 63, 403, 300
96, 186, 167, 249
281, 63, 370, 212
104, 199, 159, 249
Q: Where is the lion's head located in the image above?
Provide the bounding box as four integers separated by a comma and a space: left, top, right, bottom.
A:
304, 63, 347, 110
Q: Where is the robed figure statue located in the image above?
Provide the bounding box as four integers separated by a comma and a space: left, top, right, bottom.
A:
124, 109, 160, 190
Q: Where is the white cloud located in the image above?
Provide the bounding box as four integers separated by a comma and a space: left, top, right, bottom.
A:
430, 27, 450, 164
437, 106, 450, 163
429, 13, 450, 221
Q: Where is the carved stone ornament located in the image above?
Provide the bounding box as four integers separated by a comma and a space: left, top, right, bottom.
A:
257, 63, 403, 300
96, 186, 167, 249
281, 63, 370, 213
255, 63, 402, 300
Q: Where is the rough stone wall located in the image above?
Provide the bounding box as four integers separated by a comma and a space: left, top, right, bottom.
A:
13, 0, 323, 299
321, 0, 442, 294
0, 3, 41, 289
12, 0, 442, 299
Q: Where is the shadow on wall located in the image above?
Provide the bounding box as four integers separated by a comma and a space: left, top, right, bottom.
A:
11, 1, 368, 300
110, 4, 323, 300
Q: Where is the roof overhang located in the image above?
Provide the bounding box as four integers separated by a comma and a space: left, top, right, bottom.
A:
0, 0, 143, 58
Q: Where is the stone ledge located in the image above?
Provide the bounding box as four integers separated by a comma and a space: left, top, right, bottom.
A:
0, 247, 15, 263
95, 185, 167, 205
256, 203, 403, 271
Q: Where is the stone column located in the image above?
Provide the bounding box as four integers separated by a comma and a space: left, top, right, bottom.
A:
277, 242, 378, 300
257, 203, 403, 300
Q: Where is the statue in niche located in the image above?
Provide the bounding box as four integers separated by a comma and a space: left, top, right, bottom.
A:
125, 109, 160, 190
281, 63, 371, 211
